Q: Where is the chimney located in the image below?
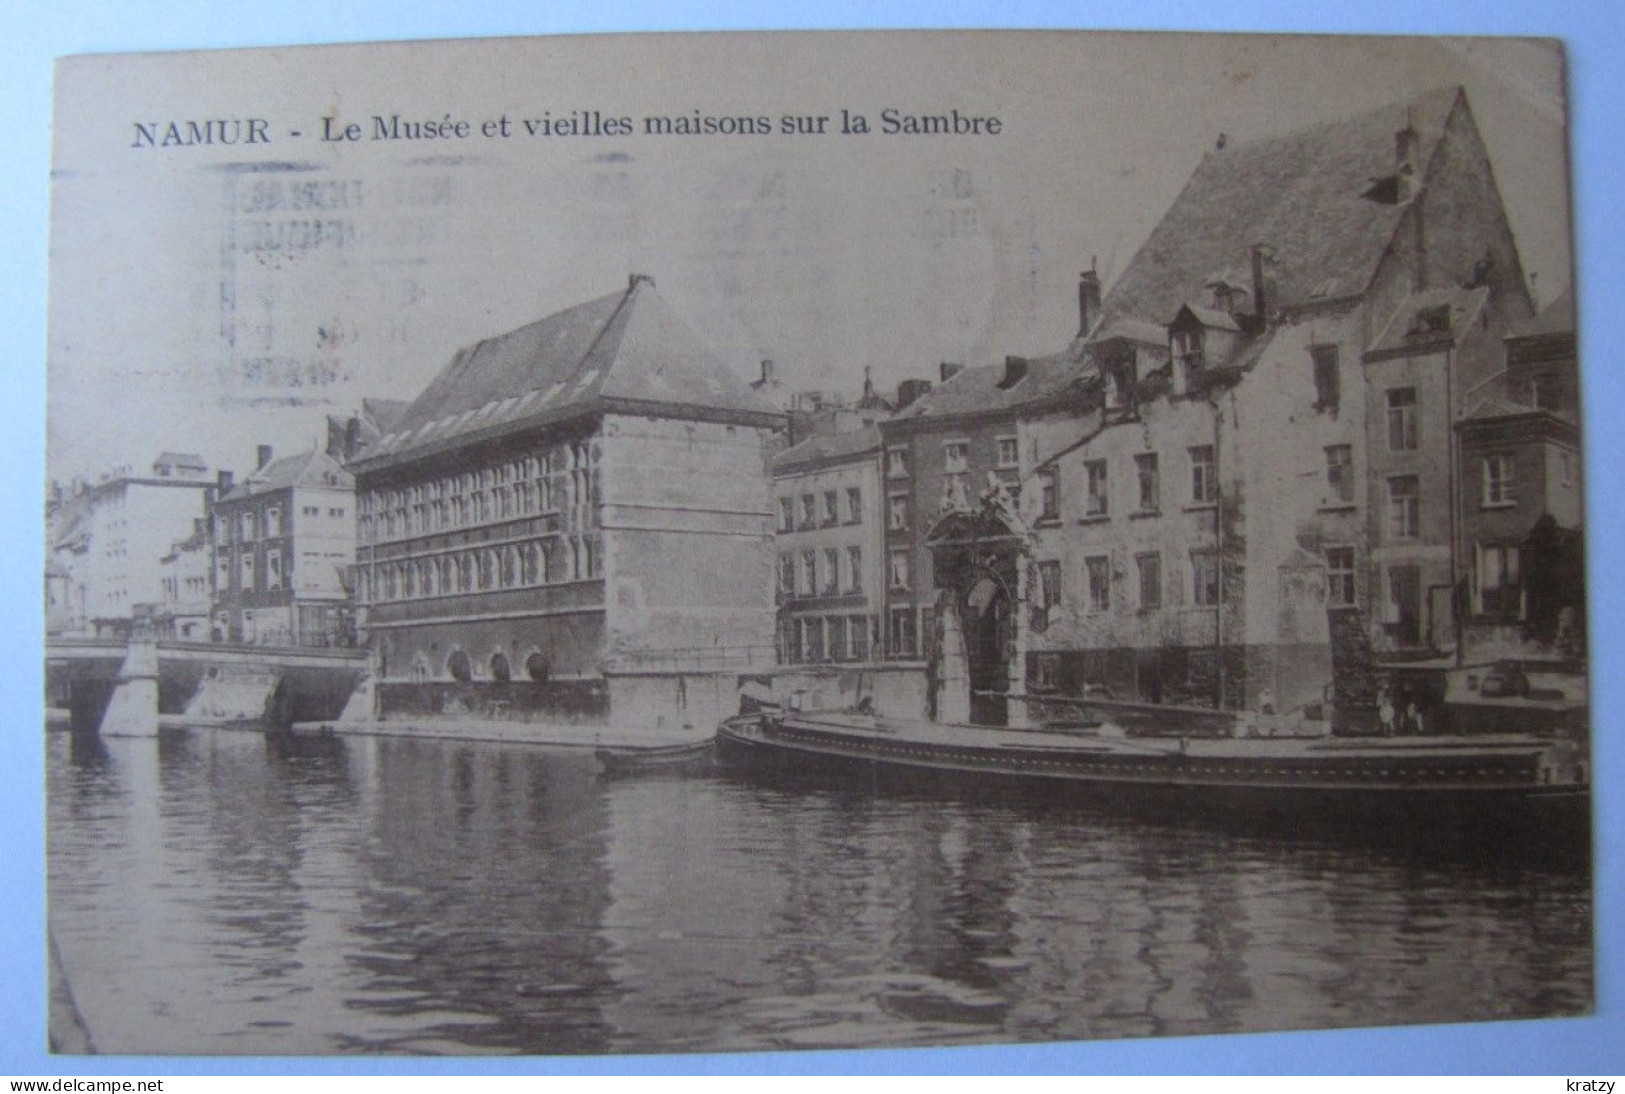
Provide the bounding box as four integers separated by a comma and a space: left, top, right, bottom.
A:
862, 366, 876, 401
628, 272, 655, 291
256, 445, 274, 470
759, 359, 775, 385
217, 470, 235, 494
896, 379, 933, 409
1249, 244, 1275, 326
999, 355, 1029, 389
346, 416, 362, 460
940, 361, 963, 383
1078, 263, 1102, 336
1395, 117, 1419, 203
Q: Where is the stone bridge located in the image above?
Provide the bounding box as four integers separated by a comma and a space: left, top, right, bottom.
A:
46, 637, 372, 736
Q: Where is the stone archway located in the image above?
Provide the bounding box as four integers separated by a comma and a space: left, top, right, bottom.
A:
924, 482, 1031, 727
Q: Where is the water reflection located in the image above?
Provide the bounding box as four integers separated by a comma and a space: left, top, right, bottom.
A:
46, 726, 1591, 1056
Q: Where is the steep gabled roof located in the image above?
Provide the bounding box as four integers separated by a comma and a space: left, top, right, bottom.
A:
221, 449, 351, 501
363, 277, 781, 466
1365, 286, 1491, 358
1099, 86, 1464, 328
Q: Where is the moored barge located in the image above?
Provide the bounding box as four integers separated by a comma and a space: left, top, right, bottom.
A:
717, 710, 1589, 837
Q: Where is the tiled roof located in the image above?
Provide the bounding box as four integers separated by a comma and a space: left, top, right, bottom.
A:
221, 449, 351, 501
1365, 286, 1490, 357
888, 347, 1094, 425
772, 425, 882, 471
1099, 86, 1464, 328
1514, 284, 1575, 338
365, 277, 781, 464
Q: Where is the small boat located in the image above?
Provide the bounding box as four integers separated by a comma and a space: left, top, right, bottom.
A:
716, 709, 1589, 838
594, 737, 715, 775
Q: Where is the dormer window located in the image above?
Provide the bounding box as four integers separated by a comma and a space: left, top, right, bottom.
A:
1407, 304, 1452, 339
1172, 330, 1204, 392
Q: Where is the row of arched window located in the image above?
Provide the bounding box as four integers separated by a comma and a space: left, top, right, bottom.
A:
360, 534, 601, 603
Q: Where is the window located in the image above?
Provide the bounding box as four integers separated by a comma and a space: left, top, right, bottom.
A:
1560, 451, 1576, 488
1325, 546, 1356, 607
266, 550, 283, 590
1038, 468, 1060, 522
1173, 329, 1204, 390
1387, 388, 1418, 451
241, 551, 255, 590
888, 493, 910, 532
849, 615, 870, 662
240, 512, 255, 541
1086, 556, 1111, 611
799, 550, 817, 597
1192, 550, 1219, 607
1476, 543, 1523, 617
886, 446, 909, 479
827, 615, 847, 661
823, 548, 840, 595
1033, 653, 1060, 690
1388, 475, 1419, 539
801, 494, 817, 529
779, 497, 795, 533
847, 546, 863, 593
1106, 354, 1138, 407
781, 619, 802, 664
889, 607, 918, 657
846, 487, 862, 524
302, 505, 319, 518
1137, 553, 1162, 609
1311, 345, 1340, 411
944, 440, 969, 474
1135, 453, 1160, 513
329, 507, 345, 519
804, 617, 825, 662
889, 549, 911, 590
1325, 445, 1354, 505
779, 553, 795, 596
1386, 565, 1422, 643
1482, 455, 1515, 506
997, 436, 1019, 469
1084, 460, 1109, 517
823, 491, 840, 527
1189, 445, 1217, 504
1037, 560, 1062, 609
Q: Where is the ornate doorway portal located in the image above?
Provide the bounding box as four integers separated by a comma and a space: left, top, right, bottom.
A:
925, 484, 1029, 727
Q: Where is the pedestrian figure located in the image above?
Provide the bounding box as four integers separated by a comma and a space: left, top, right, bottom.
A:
1377, 686, 1395, 736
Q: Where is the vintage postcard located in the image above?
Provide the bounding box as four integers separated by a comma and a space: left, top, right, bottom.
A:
45, 31, 1588, 1057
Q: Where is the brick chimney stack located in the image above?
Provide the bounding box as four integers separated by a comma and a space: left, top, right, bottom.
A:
1078, 262, 1103, 336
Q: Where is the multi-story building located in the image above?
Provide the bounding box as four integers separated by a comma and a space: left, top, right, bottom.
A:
1454, 290, 1583, 664
157, 519, 212, 640
886, 87, 1536, 728
211, 446, 358, 646
348, 275, 785, 730
46, 452, 217, 637
881, 350, 1092, 719
772, 425, 885, 667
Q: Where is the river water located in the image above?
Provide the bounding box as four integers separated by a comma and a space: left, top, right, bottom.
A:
46, 725, 1592, 1056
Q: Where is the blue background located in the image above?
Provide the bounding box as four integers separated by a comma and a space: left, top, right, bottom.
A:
4, 0, 1621, 1076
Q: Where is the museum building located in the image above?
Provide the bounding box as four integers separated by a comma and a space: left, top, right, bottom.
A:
348, 275, 786, 728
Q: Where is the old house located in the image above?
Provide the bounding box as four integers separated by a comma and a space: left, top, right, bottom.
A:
347, 275, 785, 730
211, 446, 358, 646
772, 425, 885, 667
895, 87, 1535, 728
47, 453, 218, 637
1454, 289, 1582, 665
